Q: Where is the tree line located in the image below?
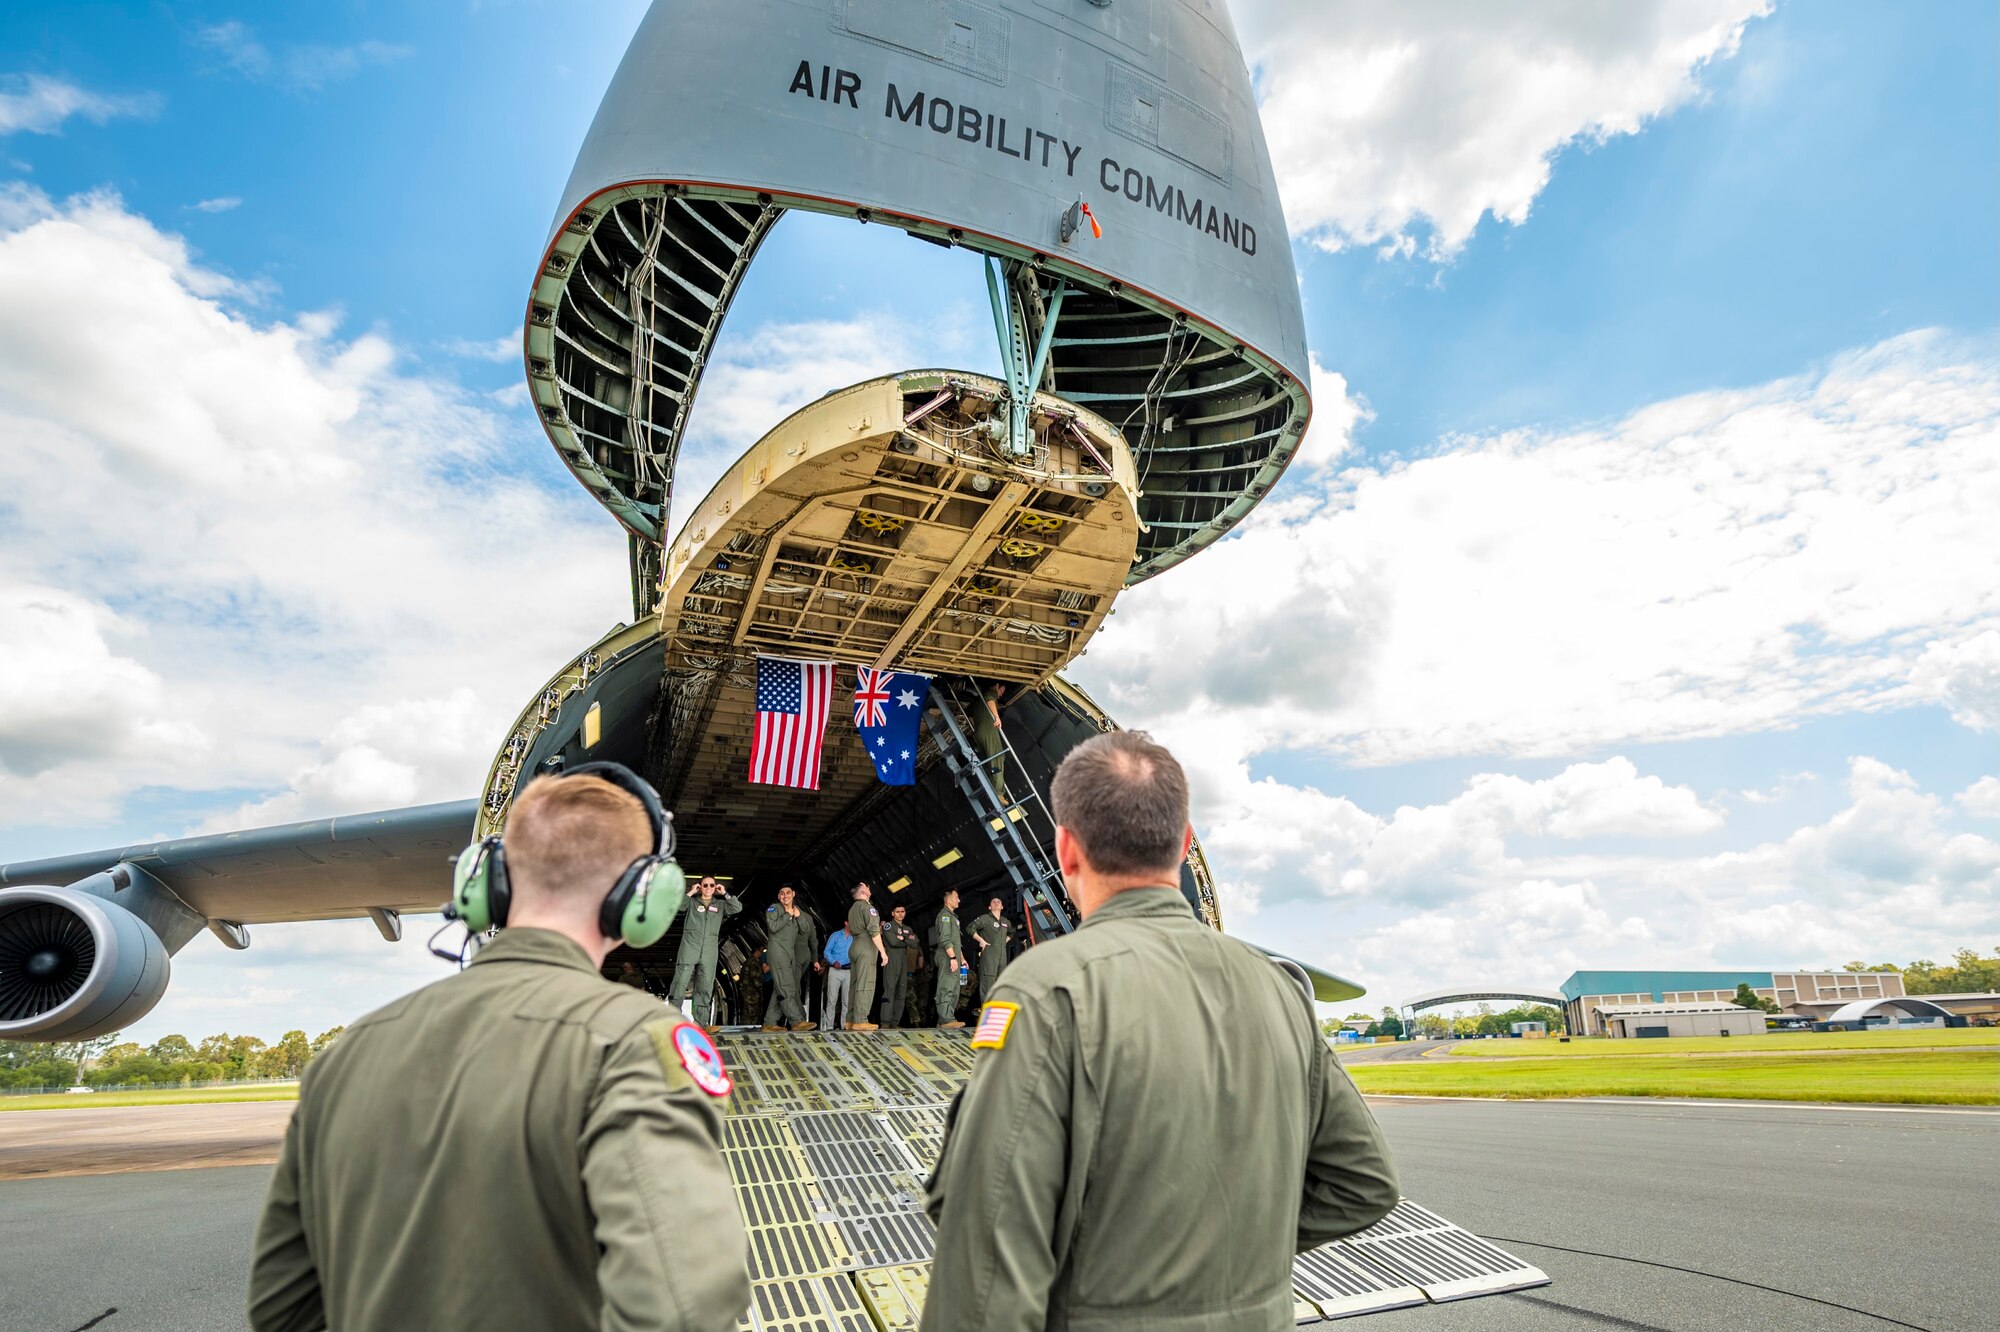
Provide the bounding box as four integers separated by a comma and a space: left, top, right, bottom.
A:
0, 1028, 345, 1091
1840, 949, 1999, 995
1318, 1004, 1568, 1040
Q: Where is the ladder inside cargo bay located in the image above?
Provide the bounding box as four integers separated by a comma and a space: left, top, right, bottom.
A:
923, 681, 1074, 940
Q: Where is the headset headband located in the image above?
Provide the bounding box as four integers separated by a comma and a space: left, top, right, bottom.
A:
562, 760, 672, 858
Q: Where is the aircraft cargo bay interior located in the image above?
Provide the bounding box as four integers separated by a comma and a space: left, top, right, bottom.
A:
473, 370, 1220, 1015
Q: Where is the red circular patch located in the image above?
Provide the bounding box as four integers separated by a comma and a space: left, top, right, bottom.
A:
671, 1022, 733, 1097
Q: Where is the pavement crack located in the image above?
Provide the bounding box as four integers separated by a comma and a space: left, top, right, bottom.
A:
66, 1310, 117, 1332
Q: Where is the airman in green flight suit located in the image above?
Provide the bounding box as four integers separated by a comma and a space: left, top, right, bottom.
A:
669, 876, 742, 1026
922, 732, 1398, 1331
972, 680, 1010, 806
929, 889, 965, 1029
248, 770, 749, 1332
968, 895, 1014, 1002
879, 903, 918, 1027
844, 882, 888, 1030
761, 884, 818, 1031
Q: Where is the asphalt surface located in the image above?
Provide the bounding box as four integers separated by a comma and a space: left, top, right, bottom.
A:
0, 1102, 291, 1180
1338, 1037, 1450, 1063
1362, 1098, 1996, 1332
0, 1097, 1992, 1332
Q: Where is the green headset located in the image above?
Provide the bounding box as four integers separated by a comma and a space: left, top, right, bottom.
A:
448, 761, 685, 949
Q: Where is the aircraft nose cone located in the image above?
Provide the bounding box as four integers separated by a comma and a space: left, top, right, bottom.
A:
24, 947, 67, 979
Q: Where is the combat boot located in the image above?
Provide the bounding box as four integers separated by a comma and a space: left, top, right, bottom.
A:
791, 1019, 815, 1032
847, 1021, 878, 1031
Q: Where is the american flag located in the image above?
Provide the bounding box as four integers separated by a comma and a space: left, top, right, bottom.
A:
749, 657, 834, 789
971, 1001, 1018, 1050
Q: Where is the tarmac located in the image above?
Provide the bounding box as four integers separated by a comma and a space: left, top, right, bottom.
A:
1337, 1037, 1450, 1063
0, 1101, 291, 1181
1, 1095, 1993, 1332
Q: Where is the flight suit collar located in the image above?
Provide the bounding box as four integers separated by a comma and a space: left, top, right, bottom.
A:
469, 927, 602, 974
1078, 885, 1190, 929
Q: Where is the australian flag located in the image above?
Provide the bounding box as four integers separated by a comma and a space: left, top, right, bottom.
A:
853, 667, 929, 786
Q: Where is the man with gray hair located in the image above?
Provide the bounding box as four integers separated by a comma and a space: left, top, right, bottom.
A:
922, 730, 1398, 1331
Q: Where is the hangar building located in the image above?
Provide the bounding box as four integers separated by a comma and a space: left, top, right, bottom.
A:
1560, 970, 1909, 1037
1591, 1001, 1769, 1039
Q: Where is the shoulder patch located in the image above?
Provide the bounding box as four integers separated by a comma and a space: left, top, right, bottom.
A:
970, 1001, 1019, 1050
653, 1021, 733, 1097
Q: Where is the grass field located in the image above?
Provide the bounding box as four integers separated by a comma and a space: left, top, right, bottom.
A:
0, 1083, 300, 1112
1441, 1029, 1999, 1058
1348, 1050, 1998, 1104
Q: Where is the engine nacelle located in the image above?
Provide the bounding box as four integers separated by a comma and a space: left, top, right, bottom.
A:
0, 886, 172, 1041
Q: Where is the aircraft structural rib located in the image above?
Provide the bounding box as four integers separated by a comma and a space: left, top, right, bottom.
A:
529, 0, 1313, 602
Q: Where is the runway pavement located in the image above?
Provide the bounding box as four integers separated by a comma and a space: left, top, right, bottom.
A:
1337, 1037, 1448, 1063
0, 1096, 1991, 1331
1354, 1097, 1996, 1331
0, 1102, 293, 1181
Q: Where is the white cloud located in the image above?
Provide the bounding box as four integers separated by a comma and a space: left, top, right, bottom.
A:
1295, 355, 1370, 470
0, 73, 159, 136
200, 688, 499, 831
669, 308, 979, 535
1912, 630, 2000, 732
0, 186, 627, 828
443, 331, 519, 362
0, 587, 201, 777
1737, 772, 1816, 805
1958, 776, 2000, 823
1236, 0, 1769, 256
194, 22, 410, 93
191, 196, 242, 214
1214, 755, 1998, 1008
1185, 744, 1719, 923
1346, 879, 1655, 998
1082, 330, 2000, 767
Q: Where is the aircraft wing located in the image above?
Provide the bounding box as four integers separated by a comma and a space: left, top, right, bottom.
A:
1291, 956, 1369, 1005
0, 800, 475, 924
1251, 945, 1368, 1004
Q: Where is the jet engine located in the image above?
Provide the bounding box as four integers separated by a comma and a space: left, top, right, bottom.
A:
0, 886, 172, 1041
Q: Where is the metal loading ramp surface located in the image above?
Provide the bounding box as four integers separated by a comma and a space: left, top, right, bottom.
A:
712, 1030, 1546, 1329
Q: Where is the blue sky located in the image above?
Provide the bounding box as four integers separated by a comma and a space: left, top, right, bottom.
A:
1304, 0, 1998, 458
1, 1, 1994, 1039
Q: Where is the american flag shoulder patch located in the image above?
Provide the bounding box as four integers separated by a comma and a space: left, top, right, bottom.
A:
970, 1001, 1019, 1050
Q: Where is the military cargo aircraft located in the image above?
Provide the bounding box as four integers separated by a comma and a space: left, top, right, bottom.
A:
0, 3, 1549, 1321
0, 0, 1341, 1045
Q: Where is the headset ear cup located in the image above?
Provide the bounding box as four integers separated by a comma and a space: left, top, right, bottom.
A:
611, 858, 686, 950
452, 838, 505, 933
487, 843, 512, 929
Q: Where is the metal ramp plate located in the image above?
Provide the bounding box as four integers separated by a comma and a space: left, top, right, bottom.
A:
711, 1030, 1544, 1330
1292, 1243, 1428, 1321
1333, 1201, 1549, 1304
748, 1274, 874, 1332
853, 1264, 929, 1330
